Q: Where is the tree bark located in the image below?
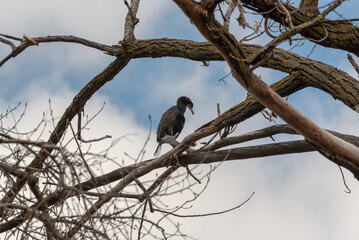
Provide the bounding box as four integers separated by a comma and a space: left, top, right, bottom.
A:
242, 0, 359, 56
173, 0, 359, 178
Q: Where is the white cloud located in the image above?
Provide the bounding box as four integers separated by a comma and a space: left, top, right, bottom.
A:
0, 0, 125, 43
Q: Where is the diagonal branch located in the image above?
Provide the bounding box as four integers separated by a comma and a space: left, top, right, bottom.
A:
2, 124, 359, 233
1, 35, 358, 114
0, 35, 114, 68
241, 0, 359, 56
347, 54, 359, 78
173, 0, 359, 177
0, 57, 130, 217
248, 14, 323, 64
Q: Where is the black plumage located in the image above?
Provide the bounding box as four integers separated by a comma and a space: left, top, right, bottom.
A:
154, 96, 194, 156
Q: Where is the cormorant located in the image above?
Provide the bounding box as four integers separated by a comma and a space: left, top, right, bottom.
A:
154, 96, 194, 156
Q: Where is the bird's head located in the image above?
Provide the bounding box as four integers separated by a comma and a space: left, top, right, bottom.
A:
178, 96, 194, 115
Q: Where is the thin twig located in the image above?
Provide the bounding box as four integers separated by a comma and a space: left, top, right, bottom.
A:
321, 0, 345, 18
0, 36, 16, 50
76, 103, 112, 143
248, 14, 323, 64
137, 200, 147, 240
347, 54, 359, 78
306, 43, 317, 58
153, 191, 255, 218
185, 165, 201, 184
0, 33, 22, 41
69, 123, 96, 180
236, 0, 248, 28
223, 1, 236, 30
276, 0, 294, 28
338, 165, 351, 193
0, 35, 114, 67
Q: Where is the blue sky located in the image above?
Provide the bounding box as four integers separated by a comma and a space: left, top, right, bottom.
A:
1, 0, 359, 239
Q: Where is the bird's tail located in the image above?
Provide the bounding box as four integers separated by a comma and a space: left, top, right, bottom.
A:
153, 144, 162, 157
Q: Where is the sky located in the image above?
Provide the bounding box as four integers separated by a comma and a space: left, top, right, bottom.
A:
1, 0, 359, 239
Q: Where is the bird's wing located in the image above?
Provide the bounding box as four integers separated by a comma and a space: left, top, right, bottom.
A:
156, 106, 179, 141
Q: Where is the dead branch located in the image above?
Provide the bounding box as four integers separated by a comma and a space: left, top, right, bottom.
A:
241, 0, 359, 56
223, 1, 236, 30
0, 57, 131, 217
173, 0, 359, 179
153, 191, 255, 218
347, 54, 359, 78
0, 35, 114, 67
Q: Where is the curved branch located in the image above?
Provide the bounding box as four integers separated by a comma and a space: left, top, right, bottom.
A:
0, 35, 114, 68
0, 57, 130, 216
112, 39, 359, 111
203, 124, 359, 151
2, 124, 359, 233
174, 0, 359, 177
1, 35, 358, 112
242, 0, 359, 56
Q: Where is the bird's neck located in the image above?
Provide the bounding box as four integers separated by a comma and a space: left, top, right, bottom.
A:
177, 103, 186, 113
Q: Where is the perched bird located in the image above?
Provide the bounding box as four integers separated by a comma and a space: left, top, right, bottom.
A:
154, 96, 194, 156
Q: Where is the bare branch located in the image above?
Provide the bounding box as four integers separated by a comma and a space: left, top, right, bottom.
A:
338, 165, 351, 193
223, 1, 236, 30
241, 0, 359, 56
276, 0, 294, 28
347, 54, 359, 78
0, 57, 130, 217
0, 35, 114, 67
76, 104, 112, 143
174, 0, 359, 178
123, 0, 141, 41
0, 36, 16, 50
248, 14, 323, 64
236, 0, 248, 28
321, 0, 345, 18
2, 126, 359, 234
153, 191, 255, 218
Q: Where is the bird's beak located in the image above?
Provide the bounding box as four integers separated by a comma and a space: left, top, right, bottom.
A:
187, 104, 194, 115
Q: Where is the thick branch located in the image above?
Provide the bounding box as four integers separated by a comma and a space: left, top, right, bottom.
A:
2, 36, 358, 112
112, 39, 359, 111
173, 0, 359, 176
242, 0, 359, 56
2, 124, 359, 233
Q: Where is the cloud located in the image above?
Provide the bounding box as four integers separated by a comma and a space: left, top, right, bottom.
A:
0, 0, 125, 43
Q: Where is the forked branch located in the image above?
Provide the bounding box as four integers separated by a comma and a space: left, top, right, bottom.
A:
173, 0, 359, 177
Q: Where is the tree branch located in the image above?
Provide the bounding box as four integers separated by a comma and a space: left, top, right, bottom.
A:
123, 0, 140, 41
242, 0, 359, 56
0, 35, 114, 67
2, 124, 359, 233
347, 54, 359, 78
2, 35, 358, 113
173, 0, 359, 177
0, 57, 130, 217
299, 0, 320, 17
